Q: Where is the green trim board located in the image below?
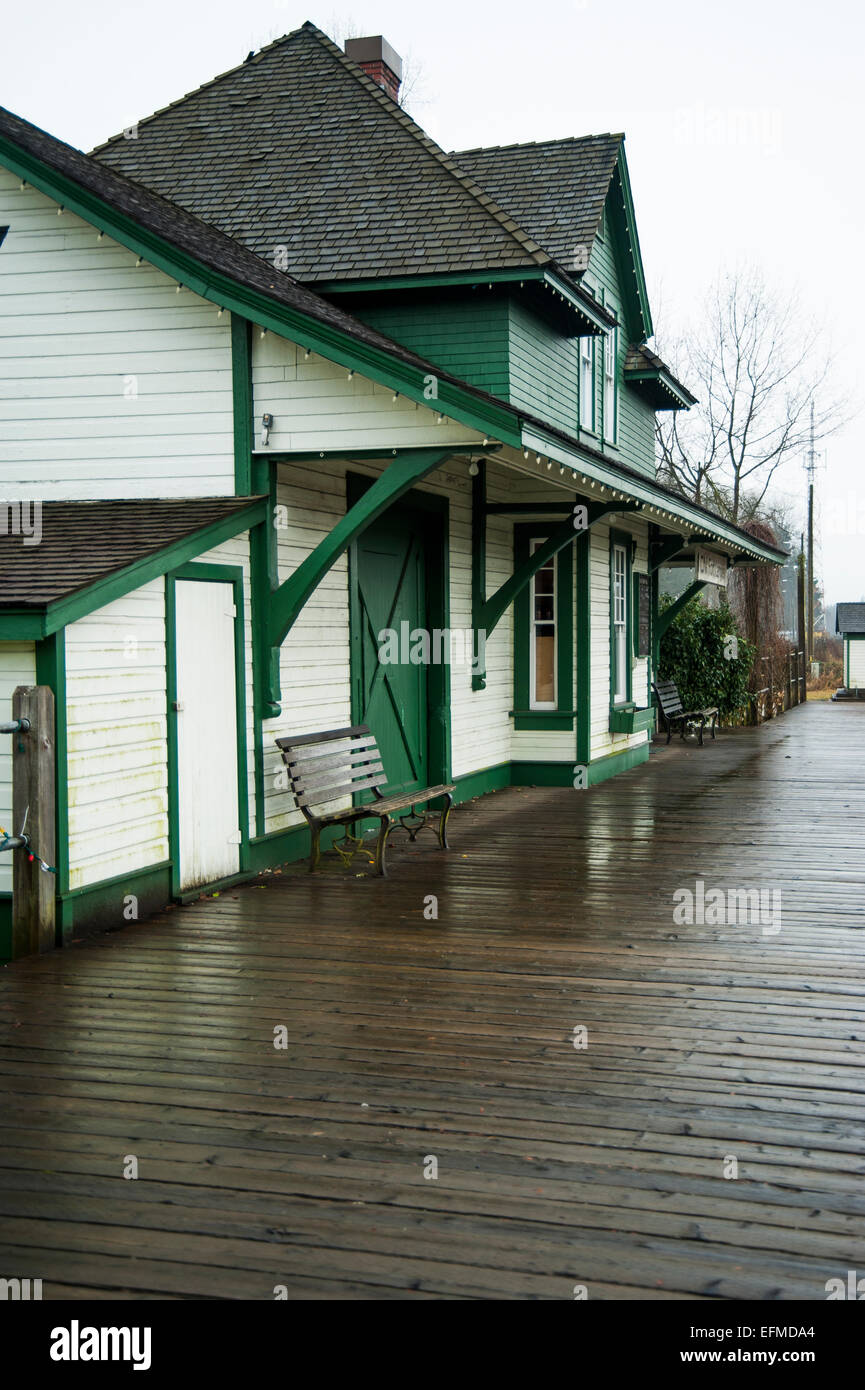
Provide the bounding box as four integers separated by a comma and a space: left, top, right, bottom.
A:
0, 138, 521, 451
585, 740, 649, 785
250, 455, 281, 825
609, 154, 653, 341
512, 523, 574, 730
0, 500, 266, 641
165, 562, 251, 899
231, 313, 253, 494
58, 861, 172, 935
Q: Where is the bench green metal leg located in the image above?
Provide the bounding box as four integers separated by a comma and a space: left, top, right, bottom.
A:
374, 818, 393, 877
438, 793, 454, 849
309, 825, 322, 873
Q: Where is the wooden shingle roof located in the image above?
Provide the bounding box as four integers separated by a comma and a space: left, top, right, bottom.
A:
0, 498, 260, 608
836, 603, 865, 635
452, 136, 622, 275
92, 23, 554, 284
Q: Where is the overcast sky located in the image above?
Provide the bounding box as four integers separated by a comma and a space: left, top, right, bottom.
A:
5, 0, 863, 604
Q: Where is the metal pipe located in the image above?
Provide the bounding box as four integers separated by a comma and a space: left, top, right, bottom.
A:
0, 834, 29, 852
0, 719, 31, 734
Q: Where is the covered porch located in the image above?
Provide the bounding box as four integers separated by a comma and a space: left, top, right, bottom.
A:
0, 701, 862, 1299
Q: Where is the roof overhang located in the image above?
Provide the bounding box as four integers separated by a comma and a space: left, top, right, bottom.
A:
318, 265, 616, 336
513, 425, 787, 565
624, 363, 697, 411
0, 497, 266, 639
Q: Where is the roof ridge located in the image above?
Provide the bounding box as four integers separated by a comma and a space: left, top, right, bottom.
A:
453, 134, 624, 157
90, 26, 307, 152
298, 22, 552, 269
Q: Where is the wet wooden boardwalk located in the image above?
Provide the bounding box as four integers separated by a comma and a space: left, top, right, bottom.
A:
1, 701, 863, 1300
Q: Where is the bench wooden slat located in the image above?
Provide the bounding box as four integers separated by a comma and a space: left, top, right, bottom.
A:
294, 763, 386, 800
287, 743, 380, 776
296, 773, 386, 808
276, 724, 370, 750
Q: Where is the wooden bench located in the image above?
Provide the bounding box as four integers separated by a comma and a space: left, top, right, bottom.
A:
275, 724, 455, 877
653, 680, 719, 746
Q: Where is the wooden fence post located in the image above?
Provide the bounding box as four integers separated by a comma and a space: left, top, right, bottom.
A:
11, 685, 56, 958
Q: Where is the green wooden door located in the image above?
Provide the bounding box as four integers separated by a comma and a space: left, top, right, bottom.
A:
352, 512, 429, 797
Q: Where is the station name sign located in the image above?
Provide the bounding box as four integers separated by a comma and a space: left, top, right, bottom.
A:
694, 547, 728, 587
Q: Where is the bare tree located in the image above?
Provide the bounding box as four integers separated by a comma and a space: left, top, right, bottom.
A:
656, 268, 847, 522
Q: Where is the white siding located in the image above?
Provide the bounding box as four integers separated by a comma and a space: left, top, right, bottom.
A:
0, 643, 36, 893
65, 580, 168, 890
848, 639, 865, 687
0, 166, 235, 499
252, 333, 487, 453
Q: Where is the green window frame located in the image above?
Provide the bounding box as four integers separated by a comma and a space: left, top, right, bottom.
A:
512, 524, 574, 731
609, 529, 633, 708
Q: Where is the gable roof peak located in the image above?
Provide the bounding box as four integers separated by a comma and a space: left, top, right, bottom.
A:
91, 21, 557, 285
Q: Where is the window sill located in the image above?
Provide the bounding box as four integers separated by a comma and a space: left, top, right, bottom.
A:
512, 709, 576, 732
609, 704, 656, 735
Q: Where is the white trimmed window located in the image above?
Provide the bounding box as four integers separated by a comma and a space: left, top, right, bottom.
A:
603, 328, 617, 442
579, 337, 594, 430
612, 542, 628, 703
530, 540, 556, 708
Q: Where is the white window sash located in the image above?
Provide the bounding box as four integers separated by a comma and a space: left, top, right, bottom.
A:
529, 540, 557, 710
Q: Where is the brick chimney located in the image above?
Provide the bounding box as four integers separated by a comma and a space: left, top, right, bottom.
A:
344, 35, 403, 102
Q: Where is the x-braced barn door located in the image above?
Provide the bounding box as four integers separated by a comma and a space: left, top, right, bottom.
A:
351, 509, 429, 798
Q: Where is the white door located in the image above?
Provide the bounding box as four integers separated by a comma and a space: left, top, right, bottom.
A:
174, 579, 241, 890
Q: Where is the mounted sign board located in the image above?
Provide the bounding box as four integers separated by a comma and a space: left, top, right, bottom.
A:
694, 547, 728, 588
634, 572, 651, 657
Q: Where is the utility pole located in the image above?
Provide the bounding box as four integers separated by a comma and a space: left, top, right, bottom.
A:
805, 403, 816, 662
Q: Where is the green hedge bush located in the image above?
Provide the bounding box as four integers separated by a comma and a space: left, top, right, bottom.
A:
658, 595, 754, 718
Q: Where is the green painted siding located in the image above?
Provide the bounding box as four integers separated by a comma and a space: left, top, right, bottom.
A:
351, 264, 658, 481
507, 298, 579, 436
352, 293, 511, 400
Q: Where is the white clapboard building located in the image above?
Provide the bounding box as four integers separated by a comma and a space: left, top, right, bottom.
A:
0, 27, 785, 956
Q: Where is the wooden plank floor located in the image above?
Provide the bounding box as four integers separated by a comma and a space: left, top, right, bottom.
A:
1, 701, 864, 1300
